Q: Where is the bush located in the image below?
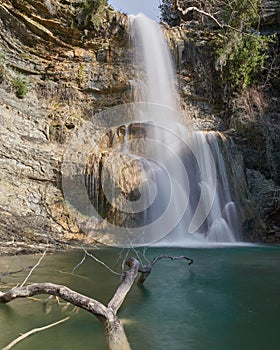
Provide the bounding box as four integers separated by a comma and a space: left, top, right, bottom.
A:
12, 75, 28, 98
216, 31, 273, 92
76, 0, 107, 30
213, 0, 275, 95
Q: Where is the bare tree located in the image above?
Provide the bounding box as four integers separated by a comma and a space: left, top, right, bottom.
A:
159, 0, 262, 32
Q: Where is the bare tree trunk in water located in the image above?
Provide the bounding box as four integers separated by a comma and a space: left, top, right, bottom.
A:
0, 255, 193, 350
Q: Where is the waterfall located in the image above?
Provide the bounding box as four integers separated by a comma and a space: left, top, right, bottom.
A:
81, 14, 240, 246
130, 14, 178, 110
126, 14, 240, 245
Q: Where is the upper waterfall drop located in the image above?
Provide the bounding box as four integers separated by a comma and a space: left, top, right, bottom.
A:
127, 14, 241, 245
129, 14, 178, 112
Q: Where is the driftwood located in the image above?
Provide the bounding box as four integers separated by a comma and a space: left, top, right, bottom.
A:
0, 255, 193, 350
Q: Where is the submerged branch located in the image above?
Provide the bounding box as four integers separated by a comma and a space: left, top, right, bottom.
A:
150, 254, 193, 266
2, 317, 70, 350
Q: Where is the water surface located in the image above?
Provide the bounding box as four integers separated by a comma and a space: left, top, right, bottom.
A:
0, 246, 279, 349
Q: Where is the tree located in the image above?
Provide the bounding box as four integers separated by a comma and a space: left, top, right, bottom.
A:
159, 0, 180, 26
0, 253, 193, 350
161, 0, 274, 97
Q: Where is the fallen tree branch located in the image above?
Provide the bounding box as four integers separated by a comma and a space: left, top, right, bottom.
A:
0, 283, 108, 317
0, 255, 193, 350
0, 271, 134, 349
2, 317, 70, 350
108, 258, 139, 313
137, 255, 193, 285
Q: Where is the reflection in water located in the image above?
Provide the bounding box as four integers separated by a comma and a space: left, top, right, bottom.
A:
0, 246, 280, 350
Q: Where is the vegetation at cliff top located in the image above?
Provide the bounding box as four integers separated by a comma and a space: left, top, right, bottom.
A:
76, 0, 108, 30
159, 0, 277, 96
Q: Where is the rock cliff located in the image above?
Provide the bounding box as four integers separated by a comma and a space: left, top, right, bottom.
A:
0, 0, 132, 253
0, 0, 279, 253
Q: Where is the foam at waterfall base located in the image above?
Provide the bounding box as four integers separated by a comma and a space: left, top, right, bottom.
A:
152, 233, 255, 248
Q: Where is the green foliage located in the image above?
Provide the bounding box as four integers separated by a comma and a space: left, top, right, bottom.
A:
90, 12, 103, 31
0, 65, 4, 83
78, 63, 84, 86
12, 75, 28, 98
83, 0, 107, 14
217, 32, 273, 91
215, 0, 274, 93
221, 0, 261, 29
0, 53, 6, 83
76, 0, 108, 30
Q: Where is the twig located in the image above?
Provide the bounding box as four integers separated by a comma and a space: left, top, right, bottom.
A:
141, 247, 151, 265
56, 270, 90, 281
150, 254, 193, 266
2, 317, 70, 350
114, 247, 126, 271
71, 250, 87, 275
121, 250, 129, 276
20, 250, 47, 287
83, 250, 122, 276
0, 268, 24, 278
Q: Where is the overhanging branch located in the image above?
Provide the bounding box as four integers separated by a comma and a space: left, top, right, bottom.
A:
173, 0, 256, 35
174, 1, 224, 28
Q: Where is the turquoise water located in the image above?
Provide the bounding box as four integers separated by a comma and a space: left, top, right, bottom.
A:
0, 245, 280, 349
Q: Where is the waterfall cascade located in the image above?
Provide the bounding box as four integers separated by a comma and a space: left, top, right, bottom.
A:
126, 14, 240, 244
83, 14, 241, 246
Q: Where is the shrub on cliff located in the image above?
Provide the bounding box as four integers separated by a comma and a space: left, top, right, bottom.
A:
76, 0, 108, 30
12, 75, 28, 99
160, 0, 275, 97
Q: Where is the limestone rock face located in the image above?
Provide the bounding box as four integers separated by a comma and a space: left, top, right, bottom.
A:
0, 0, 132, 251
229, 110, 280, 241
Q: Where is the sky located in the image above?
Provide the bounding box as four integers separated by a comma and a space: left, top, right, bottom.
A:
108, 0, 161, 21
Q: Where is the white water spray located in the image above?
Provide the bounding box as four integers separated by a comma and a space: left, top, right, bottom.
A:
127, 14, 240, 245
